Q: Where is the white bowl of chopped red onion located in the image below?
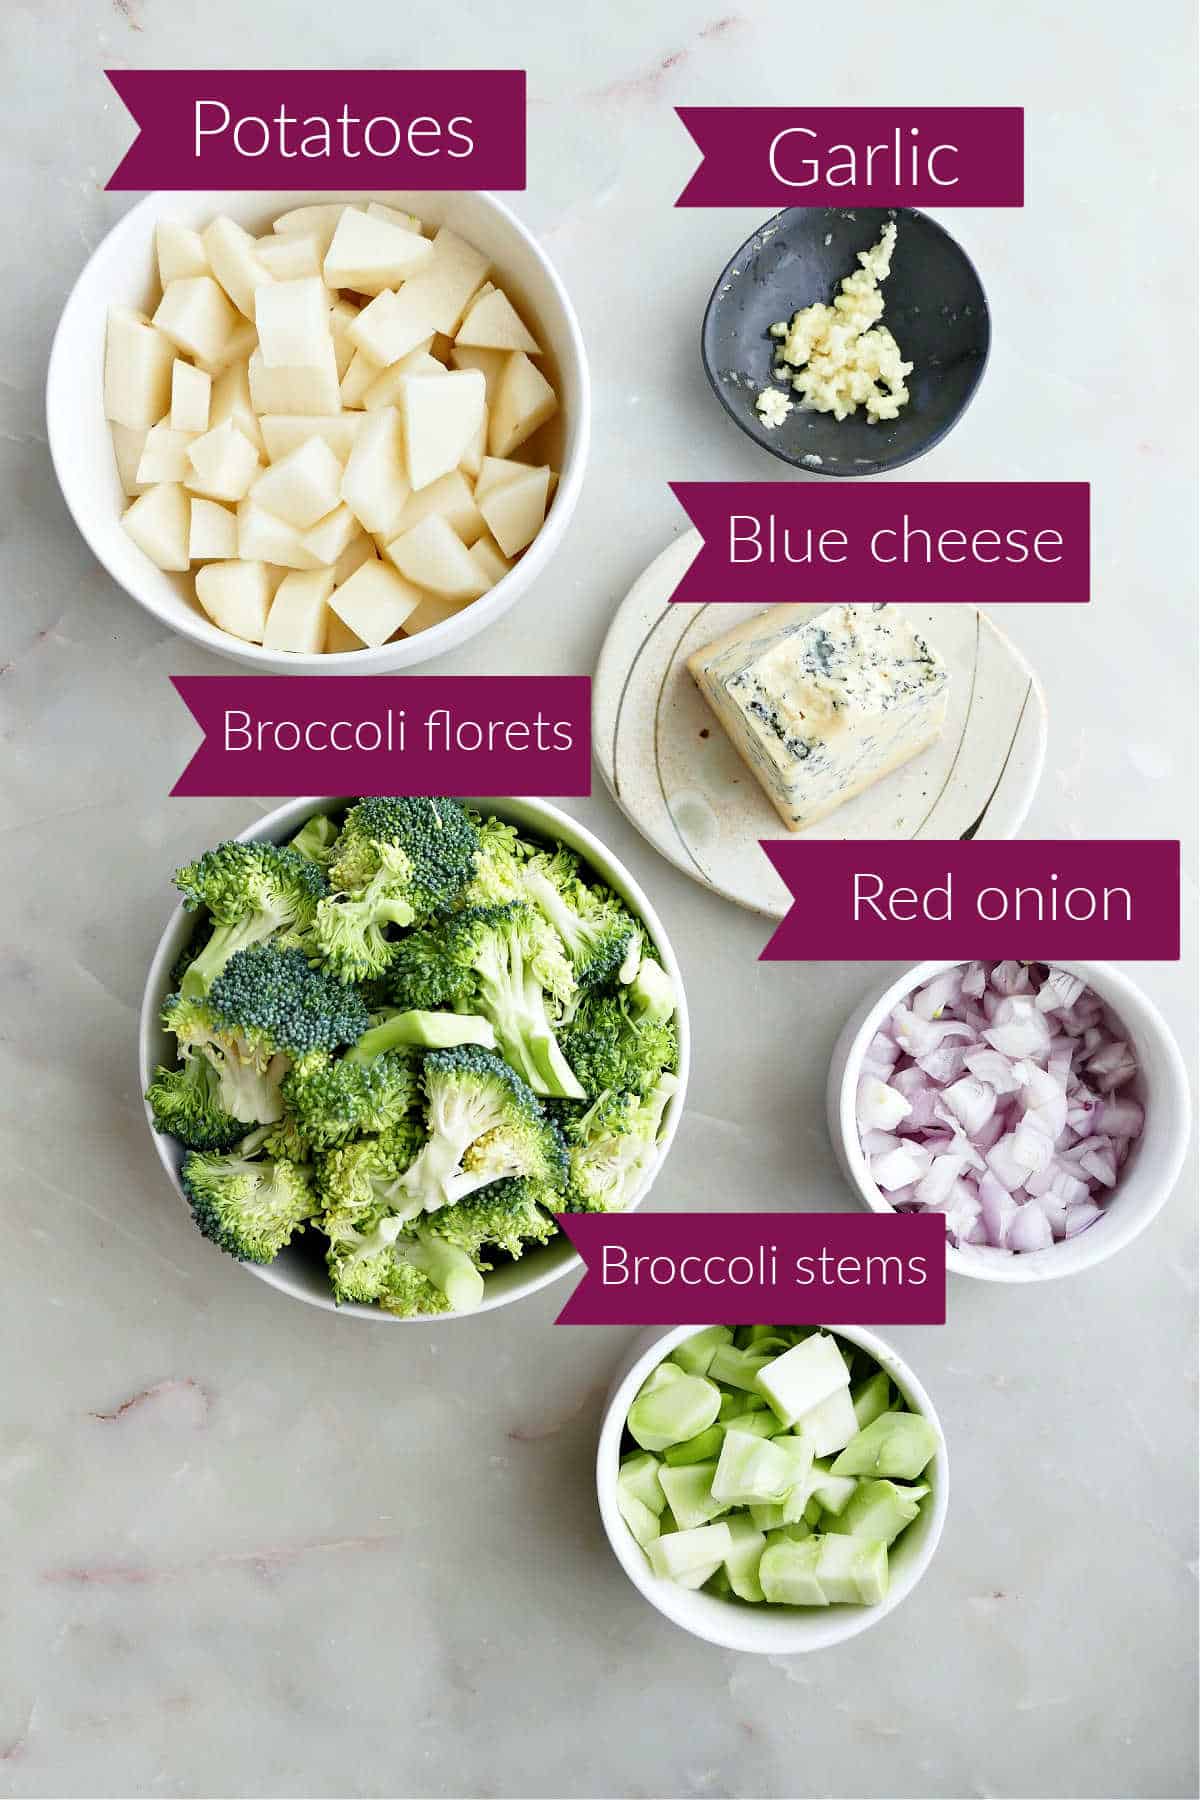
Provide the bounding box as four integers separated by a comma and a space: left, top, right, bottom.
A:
827, 960, 1191, 1281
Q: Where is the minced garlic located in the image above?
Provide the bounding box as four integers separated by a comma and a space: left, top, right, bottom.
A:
755, 222, 913, 429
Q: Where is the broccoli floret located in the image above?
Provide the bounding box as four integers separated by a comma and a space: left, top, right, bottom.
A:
328, 797, 479, 917
208, 944, 369, 1060
313, 1117, 427, 1215
628, 954, 676, 1026
345, 1008, 496, 1063
521, 849, 641, 989
398, 1044, 568, 1214
312, 841, 418, 983
427, 1178, 559, 1265
289, 813, 340, 870
145, 1056, 245, 1152
174, 841, 326, 999
164, 995, 289, 1126
565, 1072, 679, 1213
461, 811, 527, 906
323, 1211, 483, 1315
386, 923, 478, 1012
282, 1050, 419, 1150
558, 990, 678, 1109
180, 1150, 316, 1262
435, 904, 585, 1100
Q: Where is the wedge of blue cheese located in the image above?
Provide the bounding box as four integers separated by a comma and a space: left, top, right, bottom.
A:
687, 604, 949, 831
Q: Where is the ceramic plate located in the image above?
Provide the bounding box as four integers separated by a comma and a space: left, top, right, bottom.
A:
593, 531, 1048, 919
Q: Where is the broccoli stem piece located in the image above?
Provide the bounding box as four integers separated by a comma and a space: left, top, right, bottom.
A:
345, 1009, 497, 1064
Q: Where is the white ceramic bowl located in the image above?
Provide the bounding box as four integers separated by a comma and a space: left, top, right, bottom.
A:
827, 959, 1192, 1282
47, 189, 589, 671
138, 795, 689, 1319
597, 1324, 948, 1654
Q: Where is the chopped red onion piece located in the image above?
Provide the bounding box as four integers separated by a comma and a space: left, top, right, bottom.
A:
1008, 1201, 1053, 1253
912, 968, 965, 1021
854, 962, 1143, 1254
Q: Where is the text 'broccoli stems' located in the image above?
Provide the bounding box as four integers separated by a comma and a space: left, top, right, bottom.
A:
345, 1010, 496, 1065
473, 930, 586, 1101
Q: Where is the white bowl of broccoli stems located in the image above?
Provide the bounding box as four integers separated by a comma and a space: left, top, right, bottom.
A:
597, 1324, 948, 1653
138, 794, 690, 1321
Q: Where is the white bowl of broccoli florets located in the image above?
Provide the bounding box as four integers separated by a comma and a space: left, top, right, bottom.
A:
139, 795, 689, 1321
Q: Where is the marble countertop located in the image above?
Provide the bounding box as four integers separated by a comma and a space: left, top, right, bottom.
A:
1, 3, 1196, 1796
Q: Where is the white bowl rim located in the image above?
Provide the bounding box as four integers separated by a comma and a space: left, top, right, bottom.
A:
596, 1322, 949, 1654
138, 794, 690, 1321
833, 957, 1192, 1283
46, 187, 591, 672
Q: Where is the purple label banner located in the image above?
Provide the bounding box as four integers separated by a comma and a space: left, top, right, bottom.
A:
671, 483, 1091, 606
676, 107, 1023, 207
170, 676, 590, 798
555, 1213, 946, 1325
106, 69, 525, 190
761, 841, 1181, 962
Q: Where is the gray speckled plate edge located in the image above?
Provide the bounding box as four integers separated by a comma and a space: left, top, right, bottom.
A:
593, 531, 1048, 920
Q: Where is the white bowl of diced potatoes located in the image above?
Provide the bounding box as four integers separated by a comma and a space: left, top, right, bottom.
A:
47, 191, 588, 668
597, 1324, 948, 1654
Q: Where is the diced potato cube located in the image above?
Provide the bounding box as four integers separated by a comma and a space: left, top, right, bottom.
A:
194, 317, 258, 378
210, 360, 265, 455
401, 368, 486, 492
156, 220, 209, 286
237, 497, 322, 569
340, 347, 383, 410
366, 202, 423, 233
388, 470, 484, 546
170, 360, 211, 434
460, 405, 487, 479
474, 454, 531, 500
248, 343, 341, 416
255, 232, 321, 279
301, 502, 360, 566
195, 560, 273, 641
251, 436, 344, 529
348, 286, 441, 367
489, 352, 558, 458
104, 307, 175, 429
361, 343, 443, 410
189, 497, 238, 561
455, 285, 540, 355
386, 514, 488, 600
186, 419, 261, 503
273, 202, 363, 258
340, 408, 410, 539
469, 532, 514, 586
255, 277, 334, 369
122, 482, 190, 571
331, 533, 375, 586
325, 608, 367, 652
478, 464, 550, 557
203, 216, 273, 319
110, 422, 150, 497
329, 559, 421, 646
395, 226, 490, 335
323, 208, 434, 293
329, 299, 361, 379
263, 568, 336, 653
152, 277, 239, 365
402, 592, 473, 635
259, 413, 363, 464
450, 343, 507, 401
136, 422, 199, 485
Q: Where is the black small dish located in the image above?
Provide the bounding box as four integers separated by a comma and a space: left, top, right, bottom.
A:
700, 206, 990, 478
